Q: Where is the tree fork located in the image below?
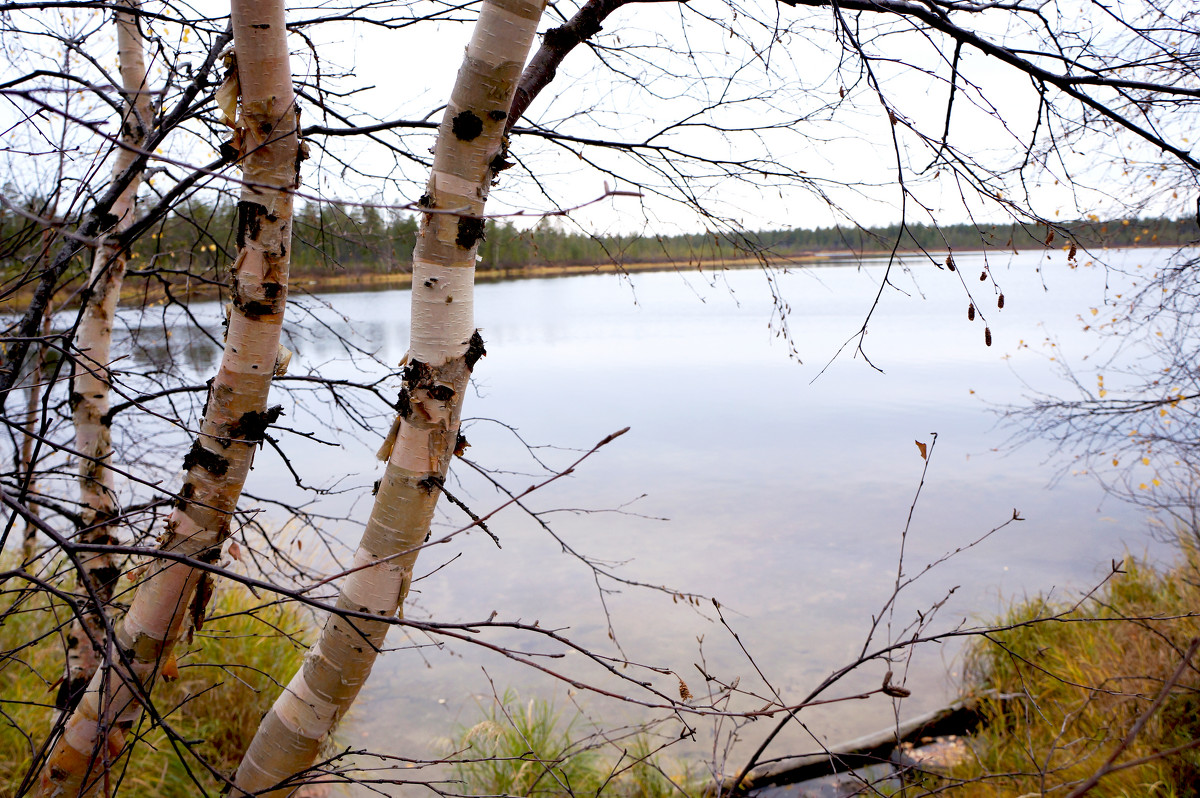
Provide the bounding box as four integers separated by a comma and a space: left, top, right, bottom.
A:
231, 0, 546, 792
507, 0, 629, 131
30, 0, 299, 793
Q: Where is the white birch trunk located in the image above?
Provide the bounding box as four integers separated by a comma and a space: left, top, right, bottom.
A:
232, 1, 546, 792
60, 0, 153, 713
32, 0, 299, 793
20, 316, 50, 562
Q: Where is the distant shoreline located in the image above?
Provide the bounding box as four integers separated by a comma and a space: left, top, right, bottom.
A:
149, 242, 1154, 303
98, 250, 844, 308
116, 248, 917, 307
10, 243, 1183, 311
295, 250, 840, 292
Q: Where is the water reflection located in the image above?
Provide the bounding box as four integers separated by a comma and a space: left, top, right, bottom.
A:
227, 250, 1171, 795
100, 251, 1178, 793
128, 336, 219, 374
116, 304, 223, 374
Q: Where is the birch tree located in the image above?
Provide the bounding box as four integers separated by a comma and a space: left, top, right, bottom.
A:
231, 0, 546, 791
31, 0, 301, 792
17, 317, 49, 562
59, 0, 155, 715
2, 0, 1200, 792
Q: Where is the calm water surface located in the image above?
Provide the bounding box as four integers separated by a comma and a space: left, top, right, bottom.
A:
124, 248, 1178, 788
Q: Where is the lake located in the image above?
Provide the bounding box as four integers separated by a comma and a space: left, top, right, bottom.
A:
115, 247, 1176, 791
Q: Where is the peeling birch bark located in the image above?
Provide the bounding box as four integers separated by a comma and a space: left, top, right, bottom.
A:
59, 0, 154, 715
232, 0, 547, 792
32, 0, 299, 793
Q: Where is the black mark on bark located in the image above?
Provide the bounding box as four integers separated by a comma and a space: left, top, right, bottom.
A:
200, 377, 215, 418
173, 481, 196, 509
56, 677, 87, 713
228, 405, 283, 442
90, 565, 121, 593
236, 201, 268, 249
456, 216, 485, 249
97, 212, 119, 233
183, 441, 230, 476
466, 330, 487, 370
402, 359, 431, 387
490, 150, 513, 175
451, 110, 484, 141
237, 299, 279, 317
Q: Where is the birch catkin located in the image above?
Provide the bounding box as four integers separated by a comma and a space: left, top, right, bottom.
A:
32, 0, 299, 793
232, 0, 547, 792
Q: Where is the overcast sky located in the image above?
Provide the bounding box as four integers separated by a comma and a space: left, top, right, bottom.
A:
3, 0, 1193, 236
279, 0, 1190, 234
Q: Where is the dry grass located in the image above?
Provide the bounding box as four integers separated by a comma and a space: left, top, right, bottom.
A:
0, 579, 309, 796
945, 545, 1200, 797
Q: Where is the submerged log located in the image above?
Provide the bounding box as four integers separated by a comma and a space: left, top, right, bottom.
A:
720, 693, 1003, 795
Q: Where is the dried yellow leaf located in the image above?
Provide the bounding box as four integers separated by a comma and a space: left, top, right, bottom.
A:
161, 654, 180, 682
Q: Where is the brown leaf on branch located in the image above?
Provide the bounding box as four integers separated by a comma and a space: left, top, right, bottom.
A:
161, 654, 180, 682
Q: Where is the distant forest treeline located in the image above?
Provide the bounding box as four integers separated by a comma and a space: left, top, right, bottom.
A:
153, 202, 1200, 274
4, 197, 1199, 291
